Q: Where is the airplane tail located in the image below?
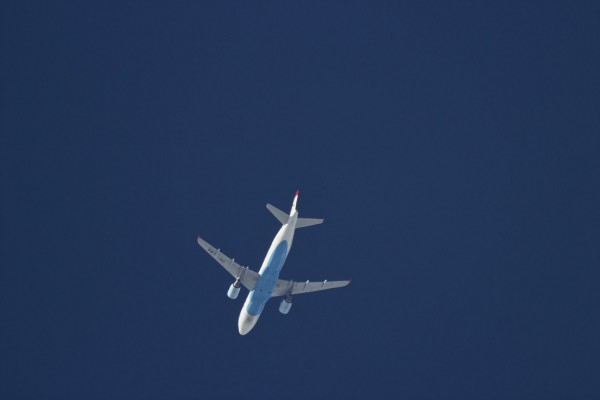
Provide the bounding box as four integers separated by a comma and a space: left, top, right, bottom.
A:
266, 190, 324, 228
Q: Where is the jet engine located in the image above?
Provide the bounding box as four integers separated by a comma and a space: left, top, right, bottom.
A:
227, 278, 241, 299
279, 295, 292, 314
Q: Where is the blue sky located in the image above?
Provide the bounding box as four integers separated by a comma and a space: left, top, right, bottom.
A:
2, 1, 599, 398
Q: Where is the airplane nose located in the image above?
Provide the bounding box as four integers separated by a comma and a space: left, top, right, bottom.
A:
238, 309, 259, 335
238, 323, 251, 335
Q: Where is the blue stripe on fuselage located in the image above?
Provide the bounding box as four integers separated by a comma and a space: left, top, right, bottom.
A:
246, 240, 288, 316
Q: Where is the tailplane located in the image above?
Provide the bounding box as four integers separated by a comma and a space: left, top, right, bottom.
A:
266, 204, 289, 224
295, 217, 324, 228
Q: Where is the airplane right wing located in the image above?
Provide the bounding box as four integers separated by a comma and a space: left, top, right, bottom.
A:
197, 236, 259, 290
271, 279, 351, 297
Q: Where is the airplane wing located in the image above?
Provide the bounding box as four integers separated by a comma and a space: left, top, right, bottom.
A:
271, 278, 351, 297
197, 236, 259, 290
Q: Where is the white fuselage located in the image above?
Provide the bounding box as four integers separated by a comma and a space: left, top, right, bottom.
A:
238, 211, 298, 335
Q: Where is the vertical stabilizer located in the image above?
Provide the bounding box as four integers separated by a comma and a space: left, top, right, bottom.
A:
291, 189, 299, 214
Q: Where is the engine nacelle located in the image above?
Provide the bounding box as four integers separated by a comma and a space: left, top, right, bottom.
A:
279, 296, 292, 314
227, 279, 241, 299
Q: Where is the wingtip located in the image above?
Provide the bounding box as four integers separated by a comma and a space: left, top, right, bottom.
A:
295, 189, 299, 196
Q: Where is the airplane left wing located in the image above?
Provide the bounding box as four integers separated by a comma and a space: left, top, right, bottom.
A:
271, 278, 351, 297
197, 236, 259, 290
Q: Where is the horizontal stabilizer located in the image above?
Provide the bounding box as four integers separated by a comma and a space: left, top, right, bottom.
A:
295, 217, 324, 228
266, 203, 289, 225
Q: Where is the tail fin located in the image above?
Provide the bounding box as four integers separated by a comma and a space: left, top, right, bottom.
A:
296, 217, 324, 228
291, 189, 299, 214
266, 204, 289, 224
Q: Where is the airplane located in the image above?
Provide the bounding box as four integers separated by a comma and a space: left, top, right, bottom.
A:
197, 190, 351, 335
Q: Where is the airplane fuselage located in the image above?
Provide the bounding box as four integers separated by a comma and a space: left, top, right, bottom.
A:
238, 211, 298, 334
197, 191, 348, 335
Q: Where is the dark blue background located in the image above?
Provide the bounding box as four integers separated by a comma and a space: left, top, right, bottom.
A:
2, 1, 599, 398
